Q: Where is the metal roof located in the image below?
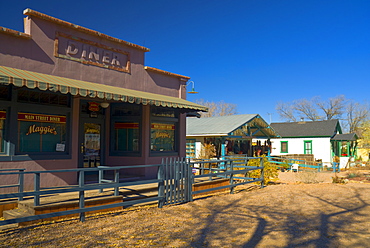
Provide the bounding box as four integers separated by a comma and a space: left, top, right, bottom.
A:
270, 119, 341, 137
0, 66, 208, 112
186, 114, 279, 138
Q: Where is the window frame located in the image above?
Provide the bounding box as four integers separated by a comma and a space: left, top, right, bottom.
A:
304, 140, 313, 154
150, 106, 179, 156
16, 112, 68, 154
186, 139, 196, 158
280, 141, 288, 153
109, 103, 142, 157
0, 86, 72, 161
0, 109, 7, 155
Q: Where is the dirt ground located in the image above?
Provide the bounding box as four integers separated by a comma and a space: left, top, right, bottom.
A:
1, 171, 370, 248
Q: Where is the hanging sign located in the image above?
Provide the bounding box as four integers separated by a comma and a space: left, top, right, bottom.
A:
0, 111, 6, 119
88, 102, 100, 112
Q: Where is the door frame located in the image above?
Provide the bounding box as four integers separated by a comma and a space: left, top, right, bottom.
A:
78, 116, 106, 168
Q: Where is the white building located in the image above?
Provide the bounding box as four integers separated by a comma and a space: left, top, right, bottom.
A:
270, 120, 357, 168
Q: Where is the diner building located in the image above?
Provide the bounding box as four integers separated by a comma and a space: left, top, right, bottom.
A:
0, 9, 207, 189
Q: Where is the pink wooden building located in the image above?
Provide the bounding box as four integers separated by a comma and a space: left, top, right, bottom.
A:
0, 9, 206, 189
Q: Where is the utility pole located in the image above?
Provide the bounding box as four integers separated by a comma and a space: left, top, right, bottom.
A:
267, 112, 273, 124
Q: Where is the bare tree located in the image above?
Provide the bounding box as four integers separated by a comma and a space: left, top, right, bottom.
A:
195, 99, 238, 117
275, 95, 369, 133
345, 101, 370, 133
293, 98, 321, 121
276, 102, 297, 122
315, 95, 346, 120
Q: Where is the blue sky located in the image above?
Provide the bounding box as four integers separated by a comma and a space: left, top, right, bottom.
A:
1, 0, 369, 123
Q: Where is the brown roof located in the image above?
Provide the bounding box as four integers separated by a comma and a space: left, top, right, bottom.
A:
23, 8, 150, 52
0, 26, 31, 39
270, 120, 341, 137
144, 66, 190, 80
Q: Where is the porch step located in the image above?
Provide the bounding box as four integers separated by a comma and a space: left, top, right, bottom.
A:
1, 208, 33, 230
3, 208, 32, 220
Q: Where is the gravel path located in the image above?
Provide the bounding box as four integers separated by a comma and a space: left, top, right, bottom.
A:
1, 175, 370, 247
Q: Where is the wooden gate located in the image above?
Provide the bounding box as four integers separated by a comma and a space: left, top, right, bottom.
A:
158, 158, 192, 207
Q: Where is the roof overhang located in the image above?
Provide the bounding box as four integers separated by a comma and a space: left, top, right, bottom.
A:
229, 115, 280, 138
0, 66, 208, 112
23, 8, 150, 52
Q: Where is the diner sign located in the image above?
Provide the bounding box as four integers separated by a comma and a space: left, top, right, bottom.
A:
18, 113, 67, 123
55, 32, 130, 73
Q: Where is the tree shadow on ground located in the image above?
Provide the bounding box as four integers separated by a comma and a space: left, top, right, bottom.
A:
2, 184, 370, 247
182, 184, 370, 247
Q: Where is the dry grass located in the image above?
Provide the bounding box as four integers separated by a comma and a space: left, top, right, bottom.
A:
1, 181, 370, 247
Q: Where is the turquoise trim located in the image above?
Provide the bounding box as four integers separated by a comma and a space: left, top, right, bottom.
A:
283, 136, 331, 138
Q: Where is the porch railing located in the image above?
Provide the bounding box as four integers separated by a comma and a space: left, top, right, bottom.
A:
0, 158, 265, 226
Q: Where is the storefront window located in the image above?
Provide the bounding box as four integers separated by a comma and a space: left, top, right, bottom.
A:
113, 122, 139, 152
150, 107, 178, 153
151, 107, 176, 117
0, 111, 6, 153
110, 103, 142, 156
112, 104, 141, 117
0, 86, 10, 101
17, 89, 69, 107
151, 123, 175, 152
17, 112, 67, 153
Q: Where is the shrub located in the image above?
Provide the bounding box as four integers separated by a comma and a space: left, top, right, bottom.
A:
247, 155, 278, 185
296, 171, 319, 184
347, 172, 361, 178
332, 175, 347, 184
198, 143, 216, 160
280, 161, 290, 171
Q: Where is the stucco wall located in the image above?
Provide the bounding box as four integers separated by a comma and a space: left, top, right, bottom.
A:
0, 10, 191, 189
0, 14, 185, 99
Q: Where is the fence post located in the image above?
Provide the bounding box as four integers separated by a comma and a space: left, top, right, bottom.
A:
229, 160, 235, 194
18, 169, 24, 201
158, 160, 164, 208
186, 158, 193, 202
34, 172, 40, 206
114, 169, 119, 196
79, 170, 85, 222
260, 158, 265, 188
98, 167, 103, 193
